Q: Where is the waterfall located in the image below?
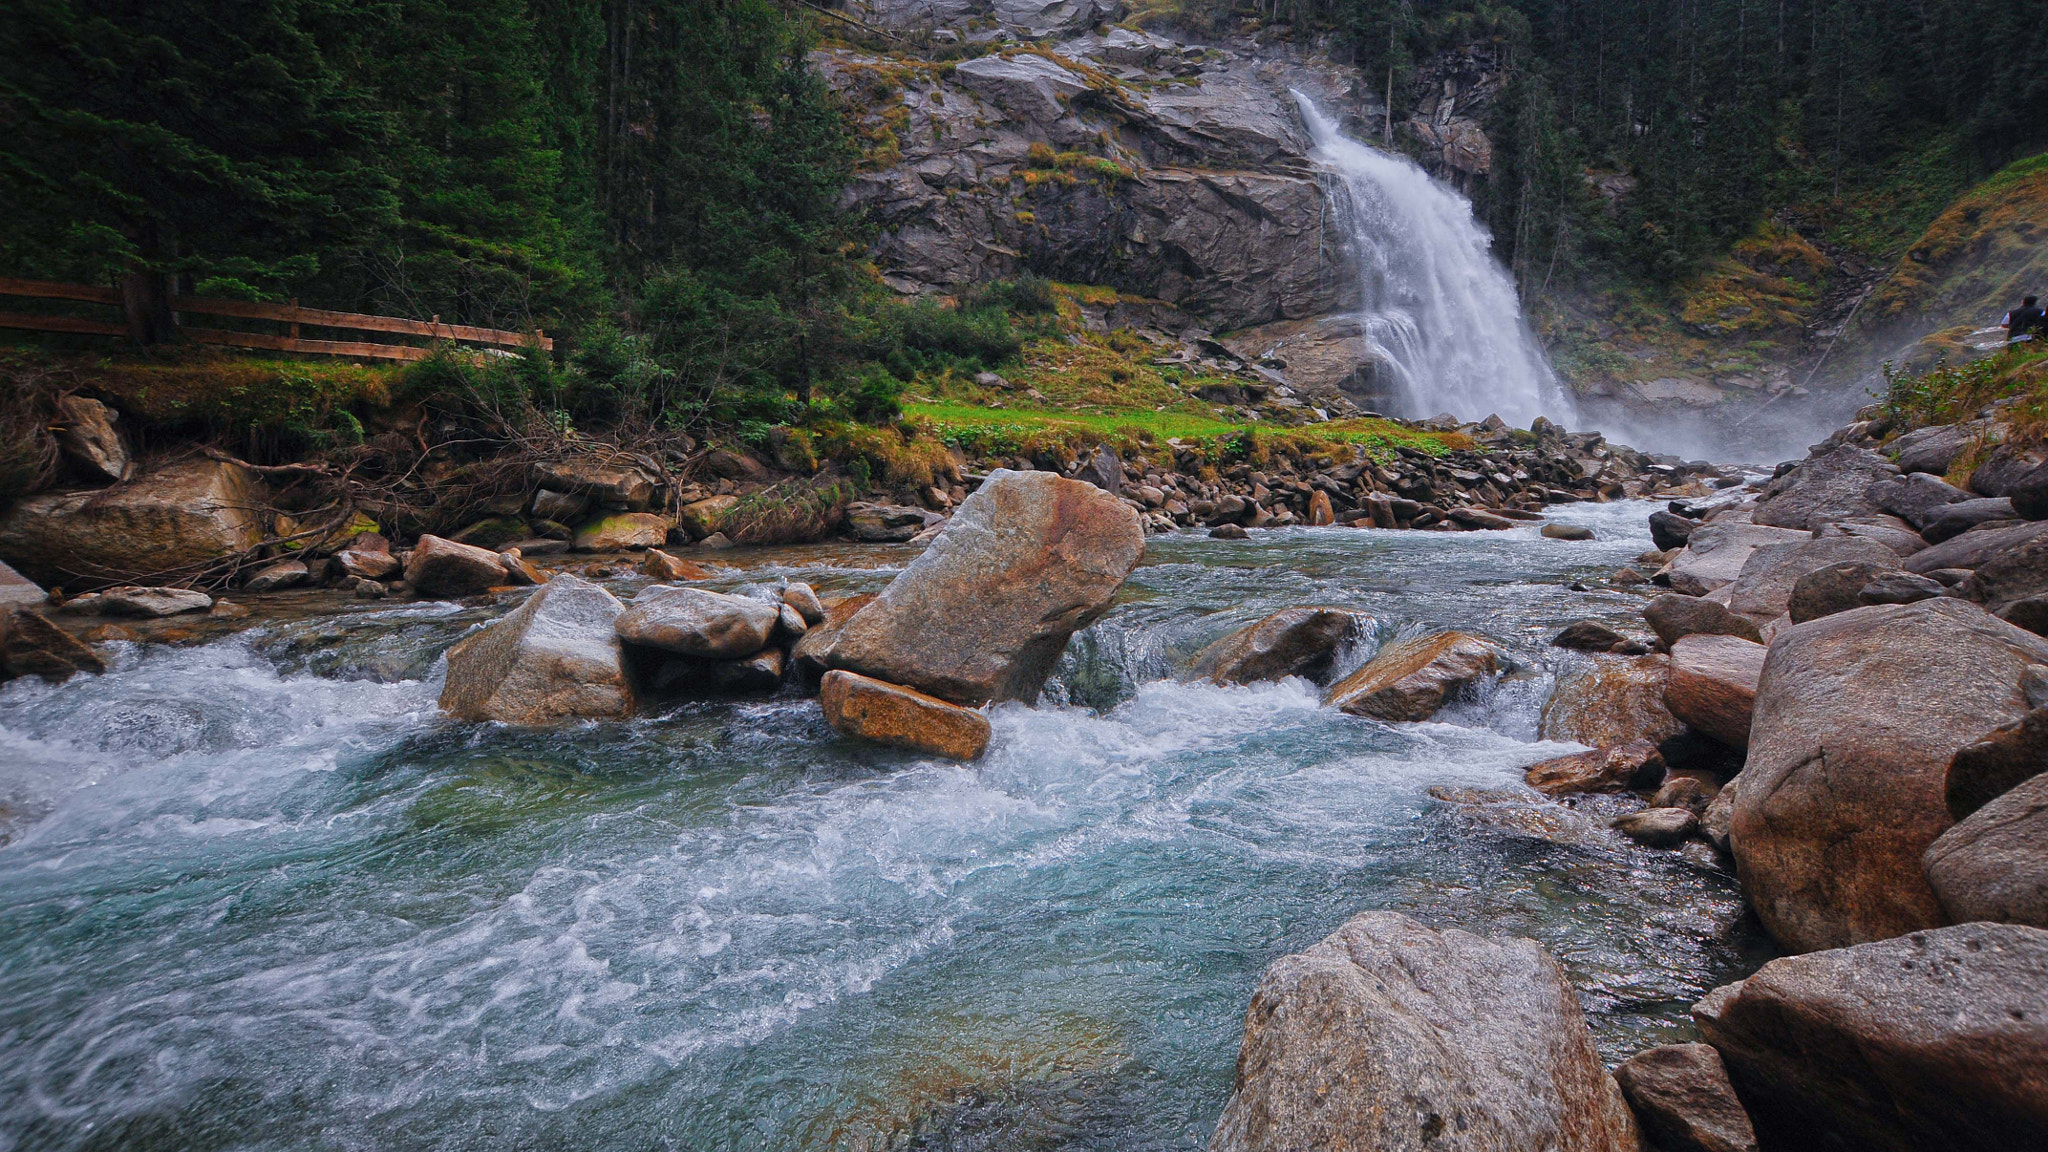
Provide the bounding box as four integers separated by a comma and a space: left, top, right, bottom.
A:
1294, 94, 1574, 429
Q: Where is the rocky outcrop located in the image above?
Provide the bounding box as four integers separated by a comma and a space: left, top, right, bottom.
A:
404, 534, 509, 598
844, 501, 931, 543
0, 458, 269, 589
1694, 923, 2048, 1152
1749, 445, 1897, 531
1966, 520, 2048, 617
439, 574, 634, 723
1904, 519, 2048, 574
614, 586, 779, 659
1665, 635, 1766, 749
1658, 522, 1811, 596
1925, 773, 2048, 929
819, 670, 991, 761
1732, 600, 2048, 952
1787, 561, 1933, 622
1613, 1043, 1758, 1152
814, 470, 1143, 705
1323, 631, 1500, 721
1524, 741, 1664, 796
531, 456, 659, 511
1922, 497, 2019, 543
1868, 472, 1971, 530
1538, 654, 1685, 747
1187, 607, 1370, 686
1208, 911, 1640, 1152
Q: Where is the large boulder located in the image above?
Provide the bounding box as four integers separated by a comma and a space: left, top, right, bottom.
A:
1921, 497, 2019, 543
1649, 510, 1698, 552
844, 501, 931, 543
439, 574, 634, 723
790, 593, 876, 680
1524, 741, 1664, 796
1694, 922, 2048, 1152
1946, 707, 2048, 819
1889, 420, 1990, 475
819, 670, 991, 760
1812, 516, 1929, 557
1188, 607, 1371, 686
52, 395, 131, 482
813, 470, 1143, 705
1731, 599, 2048, 952
0, 608, 105, 683
1539, 654, 1686, 747
572, 512, 670, 552
1867, 472, 1972, 530
531, 456, 659, 510
1208, 911, 1640, 1152
614, 585, 778, 659
88, 585, 212, 617
1612, 1043, 1758, 1152
1323, 631, 1501, 722
1925, 772, 2048, 929
1966, 521, 2048, 617
1724, 536, 1899, 626
1643, 594, 1764, 646
1967, 436, 2048, 497
404, 534, 509, 598
1658, 522, 1811, 596
1904, 519, 2048, 574
1750, 445, 1897, 531
0, 458, 268, 589
1665, 635, 1766, 749
1786, 560, 1903, 623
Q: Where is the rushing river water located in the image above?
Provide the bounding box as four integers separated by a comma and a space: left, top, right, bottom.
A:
0, 500, 1771, 1151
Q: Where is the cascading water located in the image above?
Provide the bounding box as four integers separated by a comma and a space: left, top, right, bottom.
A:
1294, 94, 1574, 430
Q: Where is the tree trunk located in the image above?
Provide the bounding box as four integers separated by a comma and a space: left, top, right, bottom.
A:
120, 267, 177, 345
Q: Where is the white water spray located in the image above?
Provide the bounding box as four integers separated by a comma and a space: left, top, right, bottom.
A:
1294, 94, 1573, 429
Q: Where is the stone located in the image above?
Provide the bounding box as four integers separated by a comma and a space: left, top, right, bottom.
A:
1889, 420, 1994, 475
439, 574, 634, 723
529, 487, 591, 524
819, 670, 990, 760
1448, 507, 1516, 530
1615, 807, 1700, 847
1613, 1043, 1758, 1152
844, 501, 929, 543
1695, 922, 2048, 1152
1905, 520, 2048, 574
1523, 741, 1664, 796
1968, 436, 2048, 497
2011, 460, 2048, 520
1653, 773, 1717, 814
697, 531, 735, 550
614, 585, 778, 659
1551, 619, 1628, 651
781, 582, 825, 625
1073, 444, 1122, 495
1813, 516, 1929, 557
1967, 521, 2048, 618
1539, 654, 1686, 747
1307, 489, 1334, 526
1643, 594, 1764, 646
1750, 445, 1897, 531
1188, 607, 1370, 686
1925, 773, 2048, 929
0, 560, 47, 609
1323, 631, 1501, 722
1701, 785, 1737, 852
2003, 597, 2048, 636
1209, 523, 1249, 540
333, 546, 400, 581
52, 395, 130, 482
1786, 559, 1898, 623
776, 602, 808, 640
639, 548, 710, 581
1946, 708, 2048, 819
243, 559, 309, 593
1649, 510, 1698, 551
814, 470, 1143, 706
1855, 569, 1948, 606
1732, 599, 2048, 952
0, 608, 105, 682
404, 535, 509, 598
1868, 472, 1972, 530
92, 586, 213, 617
1659, 522, 1811, 596
1208, 911, 1640, 1152
447, 516, 528, 551
353, 577, 388, 599
531, 456, 659, 510
790, 593, 875, 680
497, 549, 545, 586
707, 647, 788, 695
0, 458, 268, 589
1543, 522, 1595, 540
572, 512, 669, 551
1725, 536, 1899, 625
677, 495, 738, 539
1921, 497, 2019, 543
1665, 635, 1766, 749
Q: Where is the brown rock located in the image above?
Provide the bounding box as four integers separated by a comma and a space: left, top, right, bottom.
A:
1905, 520, 2048, 575
1652, 774, 1717, 815
0, 458, 268, 589
1323, 631, 1501, 721
531, 456, 659, 510
1665, 635, 1766, 749
677, 495, 739, 540
244, 559, 309, 593
404, 534, 509, 598
1946, 708, 2048, 819
572, 512, 669, 552
1539, 654, 1686, 748
640, 549, 710, 582
1614, 806, 1700, 846
1552, 619, 1628, 651
1188, 607, 1371, 686
781, 582, 825, 625
438, 574, 635, 723
1925, 772, 2048, 929
1725, 536, 1899, 625
819, 670, 990, 760
0, 560, 44, 610
1658, 523, 1812, 597
497, 550, 546, 586
791, 593, 876, 680
334, 546, 400, 581
844, 501, 930, 543
53, 395, 131, 482
1, 608, 105, 682
1307, 488, 1334, 525
1523, 740, 1664, 796
1731, 599, 2048, 952
1543, 522, 1595, 540
615, 585, 778, 658
1614, 1043, 1757, 1152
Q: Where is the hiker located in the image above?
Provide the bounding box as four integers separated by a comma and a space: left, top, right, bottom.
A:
2005, 295, 2044, 344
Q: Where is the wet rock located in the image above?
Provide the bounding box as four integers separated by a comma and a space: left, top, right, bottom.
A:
1615, 807, 1699, 847
1659, 522, 1811, 596
677, 495, 738, 539
1551, 619, 1628, 652
0, 458, 269, 589
615, 585, 778, 659
1921, 497, 2019, 543
790, 593, 876, 680
1323, 631, 1501, 722
208, 598, 249, 619
1614, 1043, 1758, 1152
819, 670, 990, 760
1208, 911, 1640, 1152
815, 470, 1143, 705
497, 549, 545, 586
0, 560, 47, 609
0, 609, 105, 682
844, 501, 929, 543
1786, 559, 1899, 622
1946, 707, 2048, 820
1307, 489, 1335, 526
1653, 774, 1718, 815
1539, 654, 1686, 747
449, 516, 529, 551
1750, 445, 1897, 531
354, 577, 388, 599
1644, 594, 1764, 646
707, 647, 788, 695
1542, 522, 1594, 540
1812, 516, 1929, 557
1868, 472, 1972, 530
1732, 599, 2048, 952
1904, 519, 2048, 574
1925, 772, 2048, 929
404, 534, 509, 598
244, 559, 309, 593
1447, 507, 1516, 530
1649, 510, 1698, 551
1209, 523, 1250, 540
1966, 520, 2048, 619
572, 512, 669, 552
53, 395, 131, 482
531, 456, 659, 511
781, 582, 825, 626
1855, 569, 1948, 606
640, 548, 710, 582
1523, 740, 1664, 796
697, 531, 735, 550
1665, 635, 1766, 749
1695, 922, 2048, 1152
1188, 607, 1370, 686
775, 603, 808, 641
439, 573, 634, 723
334, 545, 400, 582
1725, 536, 1899, 625
84, 586, 213, 617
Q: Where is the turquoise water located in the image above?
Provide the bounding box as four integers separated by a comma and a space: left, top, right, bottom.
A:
0, 502, 1768, 1150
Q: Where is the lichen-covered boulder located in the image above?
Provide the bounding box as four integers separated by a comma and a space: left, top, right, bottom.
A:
572, 512, 669, 552
439, 574, 634, 723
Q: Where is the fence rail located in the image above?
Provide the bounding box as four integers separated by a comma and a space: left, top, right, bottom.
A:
0, 276, 550, 363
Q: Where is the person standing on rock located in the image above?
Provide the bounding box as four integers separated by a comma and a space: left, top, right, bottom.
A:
2003, 295, 2043, 345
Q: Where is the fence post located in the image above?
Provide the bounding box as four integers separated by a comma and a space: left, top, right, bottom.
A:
289, 298, 300, 341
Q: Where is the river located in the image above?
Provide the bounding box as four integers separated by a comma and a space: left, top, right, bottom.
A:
0, 499, 1770, 1151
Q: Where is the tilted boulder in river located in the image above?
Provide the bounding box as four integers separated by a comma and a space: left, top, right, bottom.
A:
1538, 654, 1685, 748
1693, 922, 2048, 1152
614, 585, 778, 659
404, 534, 511, 598
1664, 635, 1766, 750
814, 470, 1144, 706
439, 574, 635, 724
1924, 772, 2048, 930
1207, 911, 1641, 1152
1523, 741, 1665, 797
0, 458, 269, 589
1186, 607, 1372, 686
818, 670, 991, 761
1643, 593, 1764, 646
0, 608, 104, 684
1731, 599, 2048, 952
1322, 630, 1501, 722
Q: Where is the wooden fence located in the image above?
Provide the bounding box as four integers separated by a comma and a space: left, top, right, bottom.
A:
0, 276, 550, 363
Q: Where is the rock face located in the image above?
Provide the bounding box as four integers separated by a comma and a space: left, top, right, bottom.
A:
1208, 911, 1640, 1152
1612, 1043, 1758, 1152
1946, 708, 2048, 819
1644, 594, 1764, 646
1925, 772, 2048, 929
1188, 607, 1370, 686
53, 395, 131, 482
815, 470, 1143, 705
1, 609, 105, 682
1524, 741, 1664, 796
0, 458, 268, 588
818, 670, 991, 760
404, 534, 509, 598
1659, 523, 1811, 596
1694, 922, 2048, 1152
439, 575, 634, 723
1732, 600, 2048, 952
614, 586, 778, 658
1750, 445, 1897, 531
1665, 635, 1767, 749
1323, 631, 1501, 721
1539, 655, 1685, 747
1724, 536, 1899, 625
